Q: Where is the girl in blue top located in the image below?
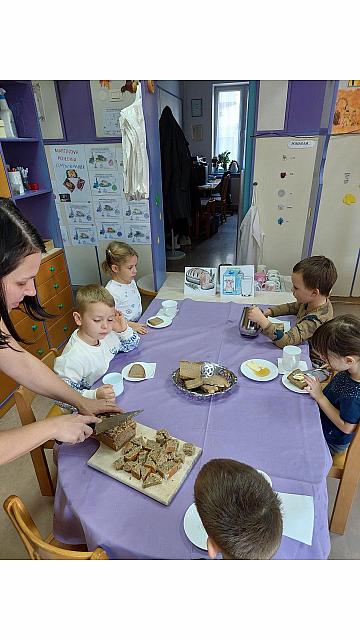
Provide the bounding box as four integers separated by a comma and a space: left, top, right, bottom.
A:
305, 315, 360, 455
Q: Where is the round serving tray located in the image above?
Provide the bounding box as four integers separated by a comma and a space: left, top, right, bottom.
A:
172, 361, 237, 399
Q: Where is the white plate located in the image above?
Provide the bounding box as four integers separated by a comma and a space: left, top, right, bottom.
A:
122, 362, 156, 381
271, 317, 291, 333
281, 373, 309, 394
146, 315, 173, 329
183, 469, 272, 550
240, 359, 279, 382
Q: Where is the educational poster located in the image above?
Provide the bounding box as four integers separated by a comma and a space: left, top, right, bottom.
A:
123, 200, 150, 222
93, 196, 122, 219
96, 220, 124, 241
50, 145, 92, 202
124, 223, 151, 245
332, 88, 360, 134
219, 265, 254, 298
184, 267, 217, 297
103, 108, 122, 136
89, 171, 122, 195
89, 81, 136, 138
69, 224, 97, 246
64, 203, 94, 224
86, 146, 118, 170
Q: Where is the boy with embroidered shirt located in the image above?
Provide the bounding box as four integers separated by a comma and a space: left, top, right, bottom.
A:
194, 459, 283, 560
248, 256, 337, 366
54, 285, 139, 401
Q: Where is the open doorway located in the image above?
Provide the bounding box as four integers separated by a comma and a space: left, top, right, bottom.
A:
157, 80, 249, 273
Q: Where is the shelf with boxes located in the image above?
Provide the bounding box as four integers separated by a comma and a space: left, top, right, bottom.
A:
0, 248, 76, 418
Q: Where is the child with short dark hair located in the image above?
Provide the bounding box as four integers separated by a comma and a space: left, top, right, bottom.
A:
54, 284, 139, 401
305, 315, 360, 456
194, 459, 283, 560
248, 256, 338, 366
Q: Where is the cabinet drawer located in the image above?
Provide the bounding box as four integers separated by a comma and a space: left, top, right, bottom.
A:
47, 309, 76, 348
16, 315, 45, 343
36, 252, 67, 286
0, 372, 18, 405
25, 333, 50, 359
10, 307, 28, 326
37, 270, 70, 305
44, 286, 74, 328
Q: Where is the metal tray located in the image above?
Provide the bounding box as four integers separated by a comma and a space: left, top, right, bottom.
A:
172, 361, 237, 399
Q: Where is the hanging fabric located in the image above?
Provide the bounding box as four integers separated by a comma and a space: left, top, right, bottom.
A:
119, 84, 149, 200
237, 183, 265, 266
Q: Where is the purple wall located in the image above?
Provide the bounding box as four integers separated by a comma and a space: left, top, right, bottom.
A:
285, 81, 328, 134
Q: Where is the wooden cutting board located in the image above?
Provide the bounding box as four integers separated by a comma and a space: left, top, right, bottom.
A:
87, 422, 202, 506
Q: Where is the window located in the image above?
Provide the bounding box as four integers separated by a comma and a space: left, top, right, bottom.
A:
213, 83, 248, 169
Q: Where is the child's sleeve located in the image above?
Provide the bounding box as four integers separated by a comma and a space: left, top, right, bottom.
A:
339, 398, 360, 427
113, 326, 140, 353
262, 309, 324, 348
267, 302, 300, 317
54, 353, 97, 399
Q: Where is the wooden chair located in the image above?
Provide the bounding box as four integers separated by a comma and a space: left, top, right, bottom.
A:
197, 198, 217, 240
327, 423, 360, 534
14, 348, 63, 497
3, 495, 108, 560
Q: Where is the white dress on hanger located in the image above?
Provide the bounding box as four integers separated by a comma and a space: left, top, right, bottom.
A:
237, 204, 265, 266
119, 84, 149, 200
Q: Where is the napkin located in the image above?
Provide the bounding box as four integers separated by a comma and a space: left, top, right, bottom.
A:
277, 492, 314, 546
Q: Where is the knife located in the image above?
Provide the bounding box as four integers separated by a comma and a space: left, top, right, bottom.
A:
91, 409, 144, 435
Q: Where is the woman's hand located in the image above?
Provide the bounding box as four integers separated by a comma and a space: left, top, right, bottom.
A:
96, 384, 115, 400
43, 414, 99, 444
75, 397, 123, 416
129, 321, 148, 335
113, 310, 128, 333
304, 375, 324, 401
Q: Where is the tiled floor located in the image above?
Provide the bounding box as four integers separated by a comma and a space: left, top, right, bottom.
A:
1, 219, 360, 558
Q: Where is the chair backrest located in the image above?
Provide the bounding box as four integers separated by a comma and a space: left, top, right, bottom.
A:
206, 198, 216, 214
328, 421, 360, 533
14, 348, 59, 427
220, 173, 231, 203
3, 496, 108, 560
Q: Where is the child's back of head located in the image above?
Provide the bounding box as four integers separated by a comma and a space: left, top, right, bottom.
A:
293, 255, 337, 297
194, 459, 283, 560
101, 241, 138, 276
311, 314, 360, 361
75, 284, 115, 315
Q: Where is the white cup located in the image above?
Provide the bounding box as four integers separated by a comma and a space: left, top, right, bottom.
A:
102, 372, 124, 397
257, 264, 267, 273
267, 269, 280, 277
262, 280, 277, 291
161, 299, 178, 318
282, 346, 301, 371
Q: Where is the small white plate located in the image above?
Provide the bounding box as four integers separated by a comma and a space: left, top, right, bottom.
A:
122, 362, 156, 381
271, 317, 291, 333
281, 373, 309, 394
183, 469, 272, 550
146, 315, 172, 329
240, 359, 279, 382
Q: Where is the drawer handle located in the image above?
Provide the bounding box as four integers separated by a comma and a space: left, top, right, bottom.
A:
63, 325, 68, 331
53, 283, 59, 289
58, 303, 64, 309
50, 266, 56, 272
37, 348, 44, 356
32, 324, 38, 331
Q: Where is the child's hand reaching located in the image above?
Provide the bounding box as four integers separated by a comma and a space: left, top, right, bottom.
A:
247, 306, 270, 329
96, 384, 116, 400
263, 308, 272, 317
113, 310, 128, 333
128, 321, 148, 335
304, 375, 324, 401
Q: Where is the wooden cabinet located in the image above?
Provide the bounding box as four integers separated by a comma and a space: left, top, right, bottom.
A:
0, 248, 74, 417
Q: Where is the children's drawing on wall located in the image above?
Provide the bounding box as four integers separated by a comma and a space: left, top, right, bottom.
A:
96, 220, 124, 240
64, 203, 94, 225
89, 171, 122, 195
124, 223, 151, 245
184, 267, 217, 297
69, 224, 97, 246
50, 145, 91, 202
86, 146, 118, 170
124, 200, 150, 222
219, 265, 254, 298
93, 197, 122, 220
332, 88, 360, 134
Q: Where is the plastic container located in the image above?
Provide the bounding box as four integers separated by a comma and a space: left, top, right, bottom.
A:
0, 89, 18, 138
8, 170, 24, 195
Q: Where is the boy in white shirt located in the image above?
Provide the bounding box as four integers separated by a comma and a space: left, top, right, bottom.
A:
102, 241, 148, 335
54, 284, 139, 402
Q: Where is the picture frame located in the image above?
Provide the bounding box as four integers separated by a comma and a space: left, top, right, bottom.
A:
191, 98, 203, 117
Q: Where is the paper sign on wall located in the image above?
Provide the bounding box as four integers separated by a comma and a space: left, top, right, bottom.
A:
64, 203, 94, 224
93, 197, 122, 219
123, 200, 150, 222
86, 146, 118, 170
89, 171, 122, 195
124, 223, 151, 245
50, 145, 92, 202
69, 224, 97, 246
96, 220, 124, 240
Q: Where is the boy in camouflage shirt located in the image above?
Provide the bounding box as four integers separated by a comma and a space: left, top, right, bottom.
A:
248, 256, 337, 366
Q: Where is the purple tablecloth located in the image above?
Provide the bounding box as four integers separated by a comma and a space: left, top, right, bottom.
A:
54, 298, 332, 559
